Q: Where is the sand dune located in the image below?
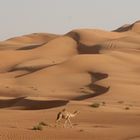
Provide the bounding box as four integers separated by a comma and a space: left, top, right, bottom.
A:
0, 33, 58, 50
0, 21, 140, 140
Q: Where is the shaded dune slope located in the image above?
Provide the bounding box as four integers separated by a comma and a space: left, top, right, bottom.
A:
0, 21, 140, 109
0, 97, 68, 110
113, 20, 140, 33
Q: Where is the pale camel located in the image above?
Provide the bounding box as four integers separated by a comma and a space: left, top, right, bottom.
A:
55, 108, 79, 127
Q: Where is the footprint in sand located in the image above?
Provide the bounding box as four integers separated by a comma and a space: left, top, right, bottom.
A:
5, 86, 10, 88
29, 87, 38, 91
79, 129, 84, 132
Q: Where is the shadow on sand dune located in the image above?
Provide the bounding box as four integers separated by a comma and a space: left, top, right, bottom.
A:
78, 43, 101, 54
0, 97, 69, 110
66, 31, 102, 54
16, 42, 47, 50
73, 72, 110, 100
73, 85, 110, 101
8, 63, 57, 78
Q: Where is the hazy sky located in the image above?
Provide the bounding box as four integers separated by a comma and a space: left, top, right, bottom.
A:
0, 0, 140, 40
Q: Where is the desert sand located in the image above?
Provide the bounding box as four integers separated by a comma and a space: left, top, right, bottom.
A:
0, 21, 140, 140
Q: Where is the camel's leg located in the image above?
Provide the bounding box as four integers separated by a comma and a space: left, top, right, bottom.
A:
68, 118, 73, 128
56, 118, 61, 123
55, 116, 62, 127
55, 120, 59, 127
64, 119, 68, 128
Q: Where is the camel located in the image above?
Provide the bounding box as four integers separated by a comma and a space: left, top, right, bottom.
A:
55, 108, 79, 127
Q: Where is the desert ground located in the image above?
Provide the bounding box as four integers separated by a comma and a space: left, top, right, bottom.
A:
0, 21, 140, 140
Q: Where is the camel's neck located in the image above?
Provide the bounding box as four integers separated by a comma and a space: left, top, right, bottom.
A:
70, 112, 77, 117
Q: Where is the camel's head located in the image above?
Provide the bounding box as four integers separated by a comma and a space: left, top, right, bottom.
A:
74, 110, 80, 115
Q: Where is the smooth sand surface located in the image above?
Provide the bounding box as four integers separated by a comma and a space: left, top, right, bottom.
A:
0, 21, 140, 140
